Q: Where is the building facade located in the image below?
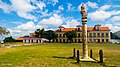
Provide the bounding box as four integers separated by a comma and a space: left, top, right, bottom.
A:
16, 32, 49, 43
54, 24, 111, 43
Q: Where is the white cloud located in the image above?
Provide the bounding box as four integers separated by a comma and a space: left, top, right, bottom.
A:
109, 15, 120, 22
104, 24, 120, 32
16, 21, 36, 31
11, 22, 24, 25
110, 10, 120, 15
99, 5, 111, 10
36, 1, 46, 10
86, 1, 98, 8
77, 4, 82, 11
10, 0, 37, 20
52, 0, 58, 6
59, 5, 64, 11
67, 3, 72, 11
62, 19, 80, 28
9, 21, 44, 38
88, 10, 111, 21
38, 14, 63, 27
0, 0, 11, 13
41, 9, 52, 17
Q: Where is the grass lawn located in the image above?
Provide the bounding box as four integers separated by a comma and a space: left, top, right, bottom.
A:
0, 43, 120, 67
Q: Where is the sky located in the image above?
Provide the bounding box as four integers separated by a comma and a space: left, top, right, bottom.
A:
0, 0, 120, 38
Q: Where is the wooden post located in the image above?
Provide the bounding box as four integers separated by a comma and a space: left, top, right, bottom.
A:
90, 49, 92, 58
73, 48, 76, 58
99, 49, 103, 63
77, 50, 80, 63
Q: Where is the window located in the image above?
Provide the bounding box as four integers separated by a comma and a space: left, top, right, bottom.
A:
60, 39, 62, 43
98, 39, 100, 43
63, 39, 65, 43
102, 39, 104, 42
93, 33, 96, 37
94, 39, 96, 43
97, 33, 100, 37
78, 39, 81, 43
63, 34, 65, 38
59, 34, 61, 38
90, 39, 92, 43
89, 33, 92, 38
78, 28, 80, 31
59, 29, 62, 32
56, 39, 58, 42
102, 33, 104, 37
78, 33, 80, 37
106, 33, 108, 37
56, 34, 58, 37
106, 39, 109, 42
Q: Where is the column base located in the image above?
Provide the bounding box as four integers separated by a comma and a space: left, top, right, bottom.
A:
80, 56, 95, 62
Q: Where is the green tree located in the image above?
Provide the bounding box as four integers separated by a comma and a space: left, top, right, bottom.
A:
4, 36, 16, 42
64, 31, 77, 42
35, 28, 45, 38
44, 30, 57, 42
0, 26, 10, 36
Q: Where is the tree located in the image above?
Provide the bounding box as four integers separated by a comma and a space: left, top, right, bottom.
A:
44, 30, 57, 42
35, 28, 45, 38
0, 26, 10, 43
0, 26, 10, 36
64, 31, 77, 42
4, 36, 16, 42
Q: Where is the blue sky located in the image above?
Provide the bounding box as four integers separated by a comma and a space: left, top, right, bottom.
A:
0, 0, 120, 38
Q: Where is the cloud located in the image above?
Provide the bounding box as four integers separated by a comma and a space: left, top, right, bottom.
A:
0, 0, 49, 20
0, 0, 11, 13
110, 10, 120, 15
99, 5, 111, 10
38, 14, 63, 27
15, 21, 36, 31
77, 4, 82, 11
36, 1, 46, 10
11, 22, 24, 25
41, 9, 52, 17
52, 0, 58, 6
86, 1, 98, 8
103, 24, 120, 32
67, 3, 72, 11
59, 5, 64, 11
10, 0, 37, 20
109, 15, 120, 22
9, 21, 38, 38
88, 10, 111, 21
62, 19, 80, 28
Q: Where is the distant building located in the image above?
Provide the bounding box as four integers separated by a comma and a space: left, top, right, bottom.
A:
16, 33, 49, 43
54, 24, 111, 43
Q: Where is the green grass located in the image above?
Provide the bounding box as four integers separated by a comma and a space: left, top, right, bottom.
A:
0, 43, 120, 67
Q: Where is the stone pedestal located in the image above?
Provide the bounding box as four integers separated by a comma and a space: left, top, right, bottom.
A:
80, 57, 95, 62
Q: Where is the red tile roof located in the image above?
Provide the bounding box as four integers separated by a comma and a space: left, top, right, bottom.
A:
100, 27, 110, 31
54, 27, 110, 32
16, 38, 23, 40
62, 28, 76, 32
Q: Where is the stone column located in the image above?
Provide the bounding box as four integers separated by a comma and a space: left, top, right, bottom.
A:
23, 40, 25, 42
30, 39, 32, 43
81, 4, 88, 58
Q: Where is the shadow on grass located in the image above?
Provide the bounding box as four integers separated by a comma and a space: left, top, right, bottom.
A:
52, 56, 116, 67
92, 58, 116, 67
52, 56, 74, 59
